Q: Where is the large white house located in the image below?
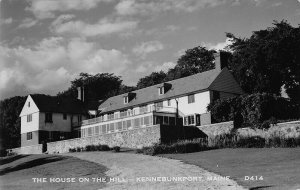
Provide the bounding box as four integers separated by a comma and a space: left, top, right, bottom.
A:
79, 53, 244, 138
19, 95, 88, 147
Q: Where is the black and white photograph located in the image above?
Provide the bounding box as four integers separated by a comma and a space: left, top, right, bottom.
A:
0, 0, 300, 189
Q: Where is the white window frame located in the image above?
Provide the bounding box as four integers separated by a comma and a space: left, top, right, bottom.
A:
27, 132, 32, 140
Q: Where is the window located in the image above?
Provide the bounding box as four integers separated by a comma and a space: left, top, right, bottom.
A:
158, 87, 164, 95
107, 113, 114, 120
28, 102, 30, 107
184, 115, 195, 125
120, 110, 127, 118
188, 94, 195, 104
126, 120, 132, 129
144, 116, 150, 126
88, 127, 93, 136
63, 113, 67, 120
134, 118, 140, 128
27, 114, 32, 122
140, 105, 148, 114
109, 123, 115, 132
101, 125, 107, 134
95, 126, 99, 135
155, 101, 163, 108
124, 96, 129, 104
45, 113, 53, 123
122, 121, 127, 130
117, 121, 122, 131
27, 132, 32, 140
167, 99, 171, 106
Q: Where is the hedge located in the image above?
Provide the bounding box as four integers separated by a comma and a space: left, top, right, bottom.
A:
207, 93, 300, 128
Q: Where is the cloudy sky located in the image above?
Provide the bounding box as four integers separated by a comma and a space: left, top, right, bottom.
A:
0, 0, 299, 100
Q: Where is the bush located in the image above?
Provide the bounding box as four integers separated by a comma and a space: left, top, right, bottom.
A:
236, 136, 265, 148
207, 93, 300, 128
96, 144, 111, 151
112, 146, 120, 152
76, 147, 82, 152
69, 148, 76, 152
138, 139, 210, 155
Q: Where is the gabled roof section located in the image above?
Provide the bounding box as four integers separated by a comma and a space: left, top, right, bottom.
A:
99, 68, 222, 113
208, 68, 244, 95
30, 94, 87, 114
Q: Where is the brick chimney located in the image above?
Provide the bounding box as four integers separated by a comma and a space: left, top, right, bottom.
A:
214, 51, 228, 71
77, 86, 85, 102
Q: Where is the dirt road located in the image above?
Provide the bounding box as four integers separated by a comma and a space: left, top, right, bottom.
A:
71, 152, 245, 190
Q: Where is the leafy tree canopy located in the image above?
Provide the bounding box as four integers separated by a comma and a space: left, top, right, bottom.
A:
227, 20, 300, 102
137, 46, 216, 88
58, 73, 135, 100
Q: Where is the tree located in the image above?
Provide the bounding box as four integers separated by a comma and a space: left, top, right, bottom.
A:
0, 96, 26, 149
136, 71, 167, 89
227, 20, 300, 102
58, 73, 125, 100
165, 46, 216, 81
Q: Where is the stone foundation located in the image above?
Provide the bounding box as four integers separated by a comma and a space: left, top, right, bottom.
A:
47, 124, 161, 153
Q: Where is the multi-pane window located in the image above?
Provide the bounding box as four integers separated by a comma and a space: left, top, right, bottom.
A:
101, 125, 107, 134
109, 123, 115, 132
120, 110, 127, 118
107, 113, 114, 120
27, 132, 32, 140
95, 125, 99, 135
63, 113, 67, 120
117, 121, 122, 131
144, 116, 150, 126
134, 118, 140, 128
45, 113, 53, 123
88, 127, 93, 136
122, 121, 127, 130
184, 115, 195, 125
188, 94, 195, 104
140, 105, 148, 114
126, 120, 132, 129
27, 114, 32, 122
155, 101, 163, 109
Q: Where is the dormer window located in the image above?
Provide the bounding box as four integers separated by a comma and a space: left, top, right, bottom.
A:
158, 83, 171, 95
124, 96, 129, 104
123, 92, 136, 104
158, 86, 164, 95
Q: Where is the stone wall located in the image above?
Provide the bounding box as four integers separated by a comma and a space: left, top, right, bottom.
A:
237, 120, 300, 138
8, 144, 42, 154
197, 121, 234, 137
47, 125, 161, 153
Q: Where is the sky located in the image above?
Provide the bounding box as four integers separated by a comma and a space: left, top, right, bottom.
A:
0, 0, 300, 100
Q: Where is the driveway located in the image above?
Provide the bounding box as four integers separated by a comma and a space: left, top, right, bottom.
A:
70, 152, 245, 190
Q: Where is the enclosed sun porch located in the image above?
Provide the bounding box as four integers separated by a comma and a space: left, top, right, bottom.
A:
76, 106, 178, 138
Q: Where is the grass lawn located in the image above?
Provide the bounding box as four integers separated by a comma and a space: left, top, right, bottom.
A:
161, 148, 300, 190
0, 154, 107, 190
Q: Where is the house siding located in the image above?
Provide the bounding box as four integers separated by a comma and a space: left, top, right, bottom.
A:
21, 131, 39, 147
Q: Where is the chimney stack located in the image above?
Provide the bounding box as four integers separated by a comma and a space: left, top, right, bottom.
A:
77, 86, 85, 102
213, 51, 228, 71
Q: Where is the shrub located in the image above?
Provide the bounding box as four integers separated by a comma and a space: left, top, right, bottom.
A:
76, 147, 82, 152
207, 93, 300, 128
236, 136, 265, 148
96, 144, 111, 151
112, 146, 120, 152
69, 148, 76, 152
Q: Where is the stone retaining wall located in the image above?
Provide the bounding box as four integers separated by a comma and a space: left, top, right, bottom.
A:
238, 120, 300, 138
197, 121, 234, 137
47, 124, 161, 153
8, 144, 42, 154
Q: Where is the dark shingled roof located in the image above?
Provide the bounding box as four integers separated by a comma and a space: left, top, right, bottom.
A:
30, 94, 87, 114
99, 68, 243, 114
